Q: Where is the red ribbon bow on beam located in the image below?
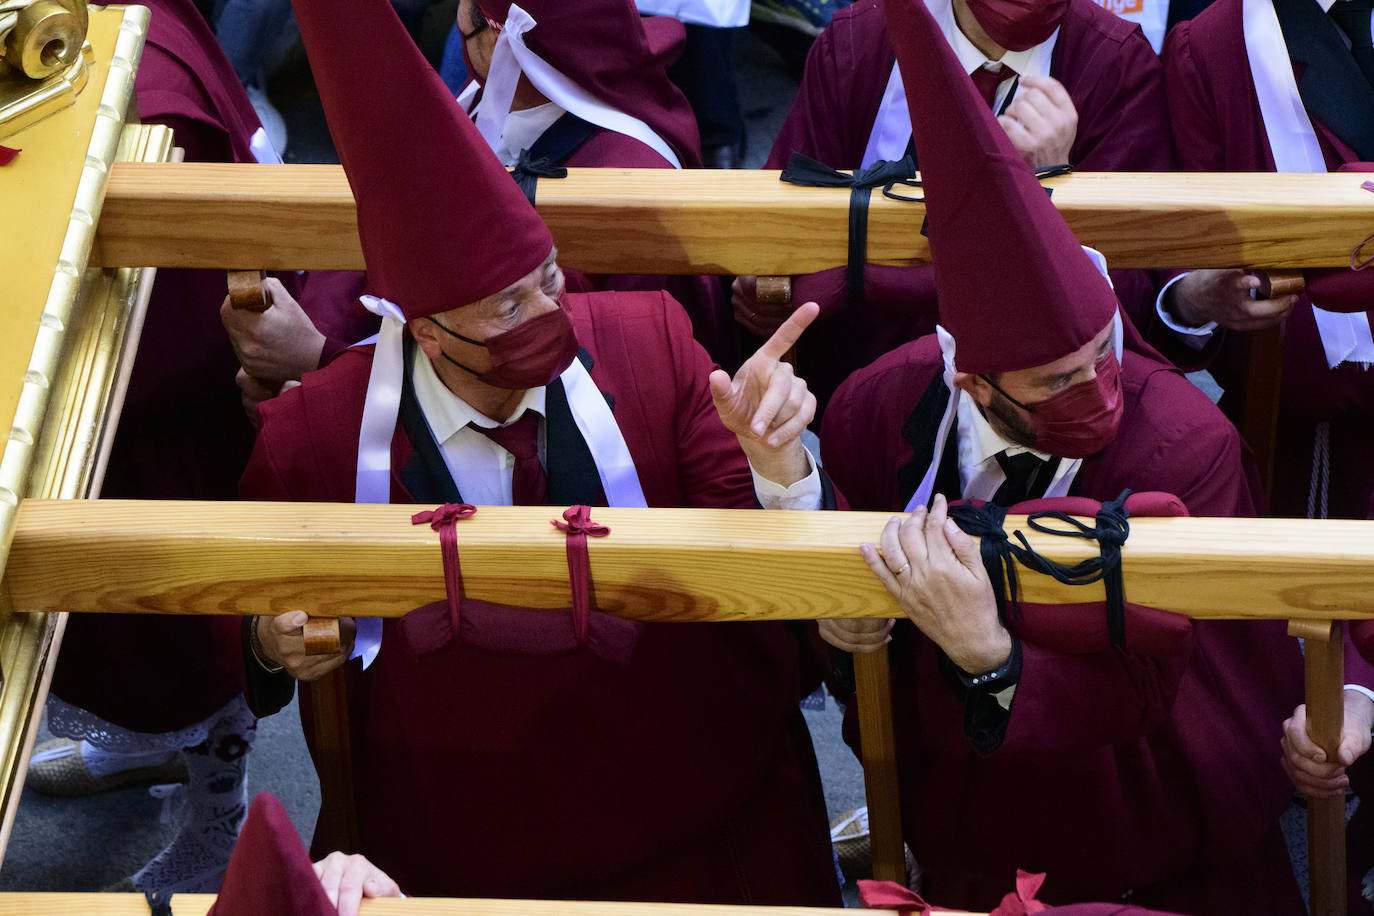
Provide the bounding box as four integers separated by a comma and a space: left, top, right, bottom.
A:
551, 505, 609, 645
412, 503, 478, 633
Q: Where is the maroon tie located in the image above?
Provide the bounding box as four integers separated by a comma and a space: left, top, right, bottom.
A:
971, 64, 1015, 110
475, 411, 547, 505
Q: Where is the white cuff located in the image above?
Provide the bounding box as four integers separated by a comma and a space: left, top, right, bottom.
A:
1344, 684, 1374, 707
1155, 273, 1217, 350
752, 449, 823, 511
351, 618, 383, 670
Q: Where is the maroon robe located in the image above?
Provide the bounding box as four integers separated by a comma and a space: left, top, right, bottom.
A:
762, 0, 1171, 409
47, 0, 266, 733
238, 290, 839, 904
819, 336, 1305, 913
1162, 0, 1374, 520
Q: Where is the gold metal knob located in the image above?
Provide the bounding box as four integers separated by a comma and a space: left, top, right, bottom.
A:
4, 0, 86, 81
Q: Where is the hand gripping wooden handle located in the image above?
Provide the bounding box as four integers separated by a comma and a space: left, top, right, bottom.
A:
303, 617, 342, 656
754, 276, 792, 307
227, 269, 273, 312
1254, 269, 1306, 299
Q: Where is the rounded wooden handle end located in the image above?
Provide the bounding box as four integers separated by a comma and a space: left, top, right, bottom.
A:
303, 617, 343, 656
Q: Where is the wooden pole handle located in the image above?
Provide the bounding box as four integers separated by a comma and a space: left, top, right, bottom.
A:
1254, 269, 1306, 299
854, 647, 907, 885
1289, 618, 1347, 916
754, 276, 792, 307
303, 616, 342, 656
226, 269, 272, 312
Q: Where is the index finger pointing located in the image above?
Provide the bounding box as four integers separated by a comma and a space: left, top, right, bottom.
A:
757, 301, 820, 362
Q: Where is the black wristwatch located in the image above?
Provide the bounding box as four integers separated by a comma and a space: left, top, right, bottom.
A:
953, 637, 1022, 694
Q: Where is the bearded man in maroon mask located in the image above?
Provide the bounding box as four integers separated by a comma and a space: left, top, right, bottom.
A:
813, 0, 1307, 910
735, 0, 1169, 412
233, 0, 843, 904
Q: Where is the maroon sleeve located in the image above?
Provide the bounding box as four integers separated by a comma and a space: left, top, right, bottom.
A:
1065, 25, 1171, 172
765, 14, 881, 170
1348, 626, 1374, 690
239, 394, 304, 502
1163, 21, 1227, 172
295, 270, 379, 367
818, 373, 875, 511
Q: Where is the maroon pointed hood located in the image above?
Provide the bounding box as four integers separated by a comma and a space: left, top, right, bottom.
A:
207, 794, 334, 916
475, 0, 701, 167
292, 0, 553, 319
884, 0, 1117, 375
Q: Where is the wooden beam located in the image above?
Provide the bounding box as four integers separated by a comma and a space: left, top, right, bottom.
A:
0, 894, 879, 916
93, 165, 1374, 273
855, 649, 907, 885
9, 500, 1374, 621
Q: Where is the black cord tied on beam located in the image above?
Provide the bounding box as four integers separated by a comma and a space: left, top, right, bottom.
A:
780, 152, 919, 310
511, 149, 568, 206
948, 490, 1133, 647
144, 889, 173, 916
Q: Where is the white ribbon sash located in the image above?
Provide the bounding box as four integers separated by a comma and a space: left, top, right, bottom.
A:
1243, 0, 1374, 368
472, 5, 681, 168
560, 357, 649, 508
861, 0, 1058, 168
248, 127, 284, 165
355, 296, 410, 504
903, 250, 1122, 512
634, 0, 749, 27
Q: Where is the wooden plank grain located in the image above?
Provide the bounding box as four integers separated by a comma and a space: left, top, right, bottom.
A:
94, 165, 1374, 273
8, 501, 1374, 622
1292, 619, 1348, 916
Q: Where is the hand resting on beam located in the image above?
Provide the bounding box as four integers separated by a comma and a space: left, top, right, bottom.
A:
313, 851, 404, 916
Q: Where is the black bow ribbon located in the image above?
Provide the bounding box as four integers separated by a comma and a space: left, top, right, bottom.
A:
948, 490, 1132, 647
511, 149, 568, 206
780, 152, 920, 310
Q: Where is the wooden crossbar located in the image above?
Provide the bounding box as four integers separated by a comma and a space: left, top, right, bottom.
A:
0, 894, 884, 915
7, 500, 1363, 907
92, 165, 1374, 273
9, 499, 1374, 621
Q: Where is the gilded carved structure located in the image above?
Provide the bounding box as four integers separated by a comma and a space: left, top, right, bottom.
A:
0, 0, 90, 136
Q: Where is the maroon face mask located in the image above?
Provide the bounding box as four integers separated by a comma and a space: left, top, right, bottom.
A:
964, 0, 1068, 51
982, 350, 1123, 458
429, 306, 579, 390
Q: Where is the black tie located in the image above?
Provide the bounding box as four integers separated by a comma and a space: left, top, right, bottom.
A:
1332, 0, 1374, 89
991, 451, 1052, 506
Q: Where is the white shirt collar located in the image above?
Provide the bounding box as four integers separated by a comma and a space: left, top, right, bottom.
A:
1319, 0, 1338, 14
475, 99, 567, 167
410, 344, 546, 443
939, 0, 1041, 79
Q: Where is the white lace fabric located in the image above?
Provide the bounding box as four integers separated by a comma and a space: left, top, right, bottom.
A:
46, 694, 254, 754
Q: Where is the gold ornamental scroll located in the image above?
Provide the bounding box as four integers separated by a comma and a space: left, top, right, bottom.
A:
0, 4, 154, 862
